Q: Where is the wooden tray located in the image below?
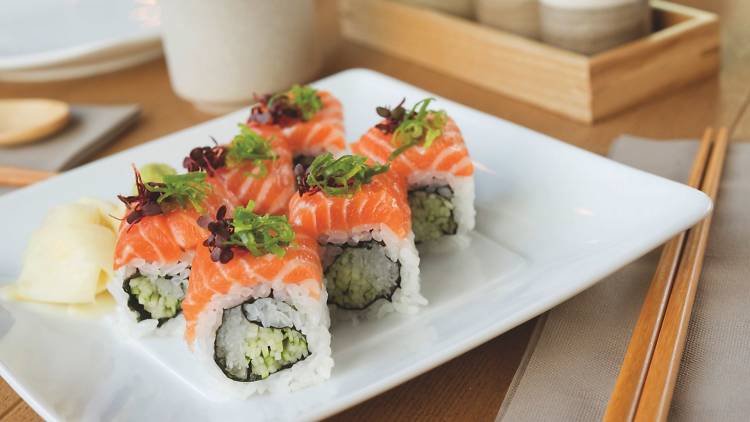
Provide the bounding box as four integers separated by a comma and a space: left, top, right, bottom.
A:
339, 0, 719, 123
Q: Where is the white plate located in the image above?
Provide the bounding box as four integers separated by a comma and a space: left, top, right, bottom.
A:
0, 44, 163, 83
0, 69, 711, 421
0, 0, 160, 79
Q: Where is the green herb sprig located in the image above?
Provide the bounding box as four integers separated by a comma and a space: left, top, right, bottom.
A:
146, 172, 211, 212
288, 84, 323, 121
299, 153, 390, 197
382, 98, 448, 160
268, 84, 323, 122
226, 124, 277, 178
225, 201, 296, 257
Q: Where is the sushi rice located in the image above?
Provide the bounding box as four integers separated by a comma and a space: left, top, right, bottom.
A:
108, 253, 192, 337
320, 224, 425, 320
407, 171, 476, 251
189, 280, 332, 396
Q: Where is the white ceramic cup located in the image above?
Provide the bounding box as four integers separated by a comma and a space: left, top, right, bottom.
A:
159, 0, 320, 114
476, 0, 540, 39
394, 0, 476, 19
540, 0, 651, 55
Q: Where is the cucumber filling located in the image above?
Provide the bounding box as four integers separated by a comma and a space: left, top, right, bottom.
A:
124, 273, 186, 325
324, 241, 400, 310
214, 304, 309, 382
409, 187, 457, 243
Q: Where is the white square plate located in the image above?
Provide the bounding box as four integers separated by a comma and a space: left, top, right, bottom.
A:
0, 69, 711, 421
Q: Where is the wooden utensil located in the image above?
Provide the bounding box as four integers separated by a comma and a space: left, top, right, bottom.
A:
603, 128, 713, 421
634, 127, 728, 421
604, 127, 729, 422
0, 166, 56, 187
0, 98, 70, 146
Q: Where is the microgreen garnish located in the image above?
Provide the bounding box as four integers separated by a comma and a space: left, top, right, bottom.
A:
200, 201, 295, 263
118, 167, 211, 225
284, 84, 324, 121
247, 84, 323, 126
295, 153, 390, 197
183, 139, 227, 176
376, 98, 448, 160
118, 167, 163, 225
375, 98, 407, 134
146, 173, 211, 211
225, 124, 277, 178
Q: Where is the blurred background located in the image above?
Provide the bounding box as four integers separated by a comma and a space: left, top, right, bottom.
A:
1, 1, 745, 161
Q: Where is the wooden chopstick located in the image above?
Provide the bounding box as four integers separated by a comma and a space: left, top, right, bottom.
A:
603, 128, 715, 422
604, 127, 729, 422
0, 166, 57, 187
633, 127, 729, 421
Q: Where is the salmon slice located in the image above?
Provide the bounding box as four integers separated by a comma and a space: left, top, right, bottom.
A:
213, 126, 295, 216
114, 215, 184, 269
288, 171, 412, 240
204, 177, 240, 216
351, 117, 474, 179
249, 90, 346, 159
182, 231, 323, 343
113, 176, 239, 270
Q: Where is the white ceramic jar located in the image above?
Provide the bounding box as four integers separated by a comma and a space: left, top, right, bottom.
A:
394, 0, 475, 19
476, 0, 539, 39
159, 0, 320, 114
539, 0, 651, 55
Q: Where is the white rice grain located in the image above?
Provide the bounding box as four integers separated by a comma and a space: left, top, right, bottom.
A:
107, 252, 193, 338
322, 224, 426, 321
408, 171, 476, 252
189, 280, 333, 397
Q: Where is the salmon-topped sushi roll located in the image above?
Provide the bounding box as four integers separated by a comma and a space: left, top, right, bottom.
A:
184, 124, 296, 216
110, 168, 239, 336
182, 202, 332, 396
246, 84, 346, 167
288, 154, 426, 319
352, 98, 476, 248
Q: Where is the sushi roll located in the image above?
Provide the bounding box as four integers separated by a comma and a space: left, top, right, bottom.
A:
246, 84, 346, 167
288, 154, 426, 319
351, 98, 476, 248
110, 169, 238, 336
182, 202, 332, 395
184, 124, 295, 216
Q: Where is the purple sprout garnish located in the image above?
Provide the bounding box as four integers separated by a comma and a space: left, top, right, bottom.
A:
200, 205, 235, 263
118, 167, 210, 227
375, 98, 408, 134
295, 163, 321, 196
117, 167, 164, 226
246, 85, 323, 127
183, 138, 227, 176
199, 202, 295, 263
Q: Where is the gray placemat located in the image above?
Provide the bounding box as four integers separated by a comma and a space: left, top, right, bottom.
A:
0, 104, 139, 194
497, 136, 750, 421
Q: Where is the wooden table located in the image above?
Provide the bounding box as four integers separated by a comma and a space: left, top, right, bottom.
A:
1, 0, 748, 420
